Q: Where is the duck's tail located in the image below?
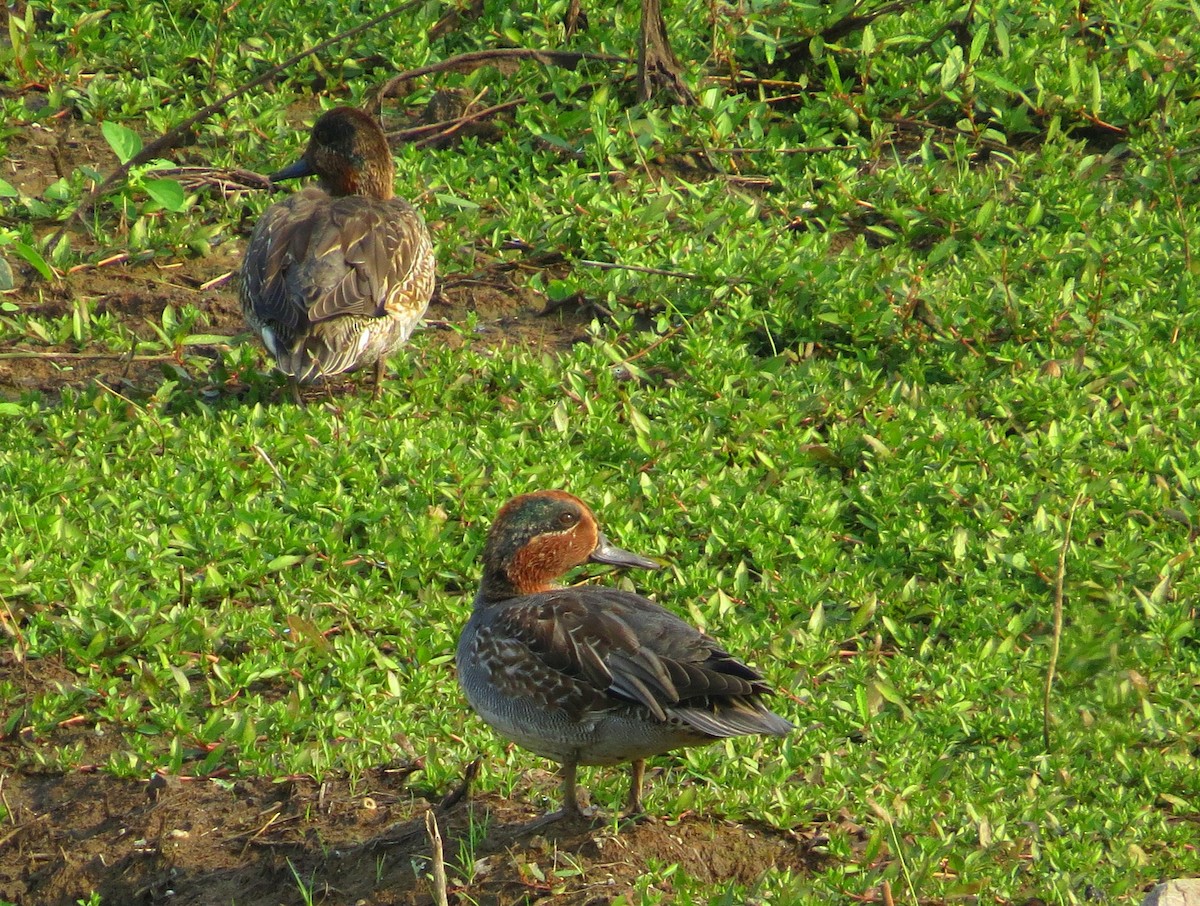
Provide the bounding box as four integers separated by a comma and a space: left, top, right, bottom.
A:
673, 697, 794, 739
263, 324, 371, 383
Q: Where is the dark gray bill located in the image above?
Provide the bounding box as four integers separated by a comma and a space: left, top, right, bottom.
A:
268, 158, 315, 183
589, 532, 661, 571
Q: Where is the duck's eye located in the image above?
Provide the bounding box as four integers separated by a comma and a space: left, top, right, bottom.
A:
556, 511, 579, 529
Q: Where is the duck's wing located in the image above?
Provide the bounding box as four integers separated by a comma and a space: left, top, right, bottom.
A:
240, 192, 433, 343
240, 191, 318, 345
487, 589, 793, 737
302, 196, 434, 325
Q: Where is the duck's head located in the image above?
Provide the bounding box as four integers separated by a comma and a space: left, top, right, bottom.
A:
269, 106, 395, 199
477, 490, 660, 602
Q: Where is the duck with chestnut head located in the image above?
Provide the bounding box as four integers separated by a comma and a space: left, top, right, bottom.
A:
456, 490, 793, 820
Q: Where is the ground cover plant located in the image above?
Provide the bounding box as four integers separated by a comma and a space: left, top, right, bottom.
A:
1, 0, 1198, 903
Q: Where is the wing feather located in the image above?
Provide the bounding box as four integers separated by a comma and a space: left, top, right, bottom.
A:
489, 588, 792, 737
240, 189, 434, 378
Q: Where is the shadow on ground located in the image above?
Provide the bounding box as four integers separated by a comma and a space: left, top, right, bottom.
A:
1, 764, 821, 905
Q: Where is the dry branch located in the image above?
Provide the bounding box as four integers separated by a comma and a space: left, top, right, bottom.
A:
148, 167, 274, 195
391, 96, 534, 148
637, 0, 695, 104
885, 115, 1015, 155
775, 0, 929, 70
1043, 491, 1086, 751
428, 0, 485, 42
425, 811, 449, 906
375, 48, 630, 107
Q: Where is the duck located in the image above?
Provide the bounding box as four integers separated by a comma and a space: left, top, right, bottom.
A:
239, 106, 435, 401
456, 490, 793, 820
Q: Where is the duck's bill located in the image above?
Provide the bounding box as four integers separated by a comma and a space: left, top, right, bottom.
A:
589, 533, 661, 571
268, 158, 315, 183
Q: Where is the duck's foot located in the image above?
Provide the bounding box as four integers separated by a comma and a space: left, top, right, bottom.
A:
554, 761, 596, 822
521, 761, 600, 828
437, 757, 481, 810
521, 803, 598, 833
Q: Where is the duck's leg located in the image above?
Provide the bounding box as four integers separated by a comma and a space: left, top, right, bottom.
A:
372, 358, 386, 401
288, 375, 303, 406
559, 759, 584, 818
625, 758, 646, 815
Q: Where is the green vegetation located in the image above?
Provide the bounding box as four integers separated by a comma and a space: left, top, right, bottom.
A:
2, 0, 1198, 903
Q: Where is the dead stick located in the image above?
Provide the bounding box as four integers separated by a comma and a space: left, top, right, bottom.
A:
576, 259, 704, 279
692, 145, 844, 155
251, 443, 287, 488
883, 115, 1014, 154
1043, 490, 1085, 751
401, 83, 606, 149
0, 351, 185, 361
617, 296, 721, 367
403, 98, 528, 147
425, 810, 449, 906
376, 48, 631, 105
576, 258, 754, 284
47, 0, 424, 256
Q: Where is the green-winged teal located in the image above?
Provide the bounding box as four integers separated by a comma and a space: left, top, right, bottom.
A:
240, 106, 435, 400
456, 490, 793, 820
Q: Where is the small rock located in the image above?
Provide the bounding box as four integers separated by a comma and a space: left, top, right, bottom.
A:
145, 772, 180, 801
1143, 880, 1200, 906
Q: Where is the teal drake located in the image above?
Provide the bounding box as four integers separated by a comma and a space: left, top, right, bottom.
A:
240, 106, 435, 399
456, 490, 793, 819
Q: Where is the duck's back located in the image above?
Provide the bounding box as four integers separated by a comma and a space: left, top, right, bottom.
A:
457, 586, 793, 765
241, 187, 434, 381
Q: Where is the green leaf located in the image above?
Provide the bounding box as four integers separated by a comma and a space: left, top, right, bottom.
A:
42, 179, 72, 202
627, 403, 651, 436
286, 614, 331, 653
144, 178, 187, 212
434, 193, 479, 211
975, 68, 1029, 100
10, 240, 53, 280
969, 23, 989, 63
101, 121, 143, 164
941, 46, 965, 90
0, 178, 17, 198
0, 402, 23, 416
928, 237, 959, 265
265, 554, 305, 571
872, 677, 905, 707
861, 24, 876, 56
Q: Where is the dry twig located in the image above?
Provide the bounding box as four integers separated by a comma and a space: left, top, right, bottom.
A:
148, 167, 274, 195
376, 48, 630, 107
1043, 490, 1086, 751
425, 811, 450, 906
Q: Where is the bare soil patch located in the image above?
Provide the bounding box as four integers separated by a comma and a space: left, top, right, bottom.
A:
0, 764, 820, 906
0, 244, 593, 402
1, 656, 821, 906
